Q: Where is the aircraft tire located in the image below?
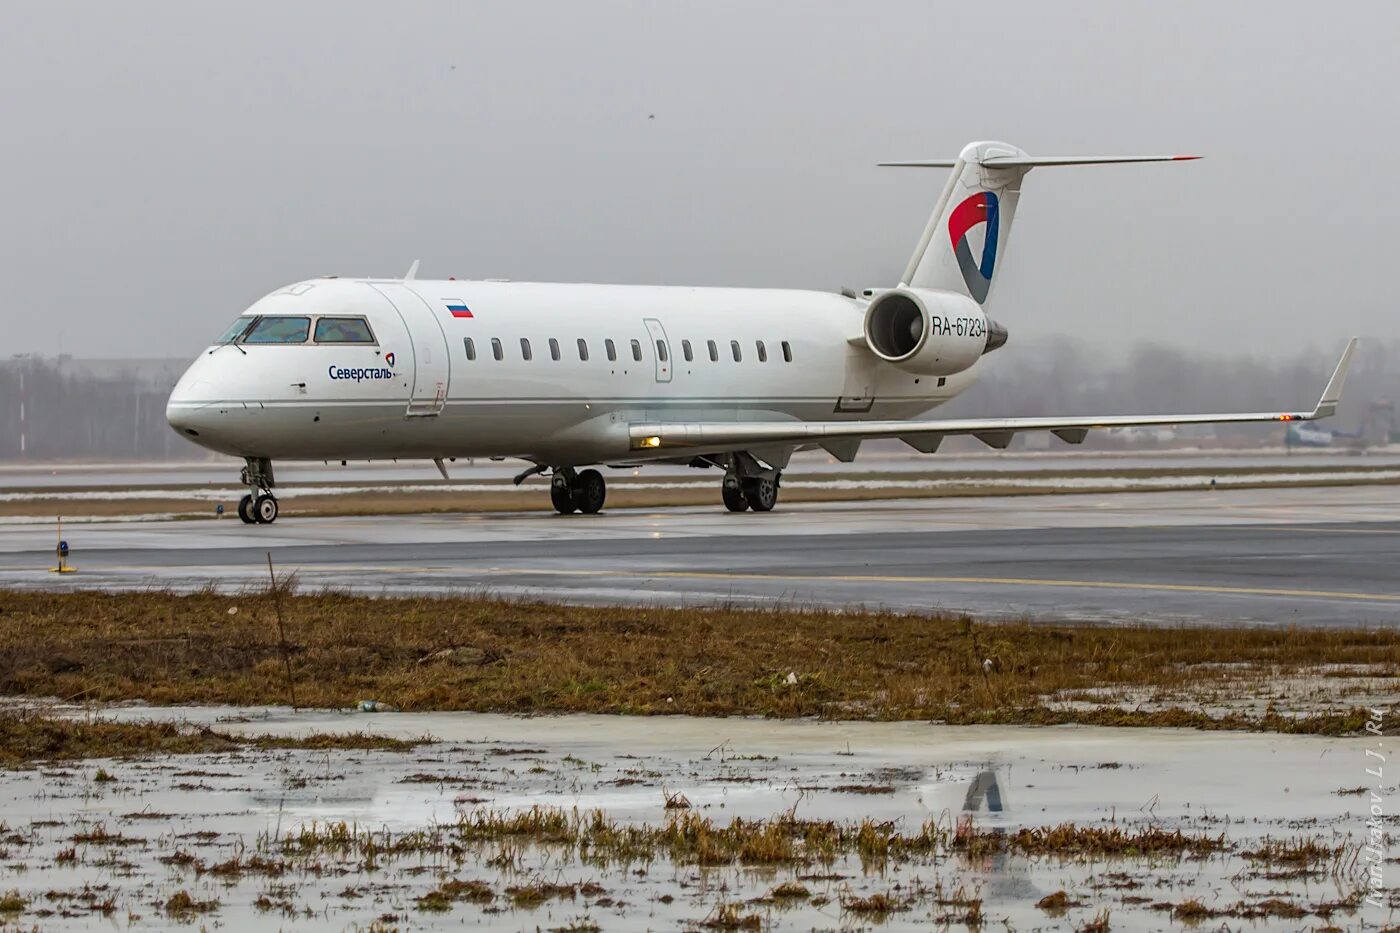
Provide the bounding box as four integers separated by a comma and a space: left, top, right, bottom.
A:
574, 469, 606, 514
237, 494, 257, 524
254, 494, 279, 524
743, 476, 778, 512
722, 479, 749, 512
551, 480, 578, 514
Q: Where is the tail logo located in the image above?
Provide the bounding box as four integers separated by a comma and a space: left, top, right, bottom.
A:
947, 191, 1000, 303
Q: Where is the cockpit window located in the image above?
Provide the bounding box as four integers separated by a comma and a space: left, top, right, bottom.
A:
216, 317, 255, 344
313, 317, 375, 344
242, 316, 311, 344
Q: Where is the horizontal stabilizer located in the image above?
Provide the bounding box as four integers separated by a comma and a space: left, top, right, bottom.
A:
880, 154, 1200, 169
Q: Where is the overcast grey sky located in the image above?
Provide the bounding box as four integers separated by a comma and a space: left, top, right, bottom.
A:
3, 1, 1397, 360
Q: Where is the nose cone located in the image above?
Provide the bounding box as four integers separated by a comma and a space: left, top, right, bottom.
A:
166, 358, 219, 442
165, 396, 205, 438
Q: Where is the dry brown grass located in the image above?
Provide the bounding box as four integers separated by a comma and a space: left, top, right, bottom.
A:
0, 588, 1393, 733
0, 712, 238, 766
0, 709, 423, 767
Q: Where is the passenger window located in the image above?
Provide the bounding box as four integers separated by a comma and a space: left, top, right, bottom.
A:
549, 337, 561, 361
577, 338, 589, 361
242, 316, 311, 344
781, 340, 792, 363
682, 339, 693, 362
730, 340, 742, 362
520, 338, 533, 361
491, 338, 503, 361
215, 317, 255, 344
464, 337, 476, 361
756, 340, 767, 362
656, 340, 668, 362
708, 340, 718, 362
605, 338, 617, 362
313, 317, 375, 344
630, 339, 642, 362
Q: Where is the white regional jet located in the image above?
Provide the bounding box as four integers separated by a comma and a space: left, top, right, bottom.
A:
166, 141, 1356, 524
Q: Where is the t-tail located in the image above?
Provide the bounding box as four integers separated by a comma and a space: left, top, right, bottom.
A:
882, 141, 1200, 307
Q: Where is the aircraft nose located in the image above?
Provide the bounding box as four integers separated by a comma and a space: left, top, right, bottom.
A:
166, 363, 219, 440
166, 389, 213, 439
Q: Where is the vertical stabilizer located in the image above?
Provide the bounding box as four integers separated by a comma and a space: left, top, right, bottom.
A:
891, 141, 1029, 306
881, 143, 1198, 308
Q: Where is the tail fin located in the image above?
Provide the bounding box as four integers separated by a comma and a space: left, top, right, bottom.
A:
883, 141, 1199, 306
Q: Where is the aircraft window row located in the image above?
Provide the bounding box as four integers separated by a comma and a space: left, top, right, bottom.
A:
216, 315, 376, 346
461, 336, 795, 365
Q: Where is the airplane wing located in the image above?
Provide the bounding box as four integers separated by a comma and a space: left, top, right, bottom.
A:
629, 339, 1357, 455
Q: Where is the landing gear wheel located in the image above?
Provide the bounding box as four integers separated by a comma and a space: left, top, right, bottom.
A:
722, 477, 749, 512
743, 476, 778, 512
574, 469, 607, 514
253, 494, 279, 524
551, 478, 578, 514
237, 494, 257, 524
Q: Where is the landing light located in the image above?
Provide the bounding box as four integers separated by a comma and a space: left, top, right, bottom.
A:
640, 436, 662, 448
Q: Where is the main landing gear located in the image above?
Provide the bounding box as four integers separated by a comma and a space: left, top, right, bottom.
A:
716, 450, 781, 513
237, 457, 279, 524
722, 471, 780, 512
550, 467, 607, 515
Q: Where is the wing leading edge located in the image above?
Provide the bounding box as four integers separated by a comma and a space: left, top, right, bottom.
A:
629, 339, 1358, 454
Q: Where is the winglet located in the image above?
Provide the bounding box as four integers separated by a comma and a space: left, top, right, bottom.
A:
404, 259, 420, 281
1308, 338, 1358, 419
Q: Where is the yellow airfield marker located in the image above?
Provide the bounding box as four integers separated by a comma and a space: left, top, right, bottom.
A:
49, 516, 76, 574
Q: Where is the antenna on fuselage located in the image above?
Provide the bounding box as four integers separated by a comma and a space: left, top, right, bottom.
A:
404, 259, 420, 281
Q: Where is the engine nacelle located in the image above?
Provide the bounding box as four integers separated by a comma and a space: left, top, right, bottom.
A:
862, 288, 1006, 376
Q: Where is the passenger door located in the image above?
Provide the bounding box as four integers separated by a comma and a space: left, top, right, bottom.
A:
372, 283, 450, 415
643, 318, 672, 383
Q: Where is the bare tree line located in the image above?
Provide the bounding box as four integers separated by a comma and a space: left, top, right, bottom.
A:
0, 358, 195, 461
1, 339, 1395, 461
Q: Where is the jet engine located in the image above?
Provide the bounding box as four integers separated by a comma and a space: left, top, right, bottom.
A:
862, 287, 1007, 376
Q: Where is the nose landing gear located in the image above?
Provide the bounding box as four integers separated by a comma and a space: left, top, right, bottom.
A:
550, 467, 607, 515
238, 457, 280, 524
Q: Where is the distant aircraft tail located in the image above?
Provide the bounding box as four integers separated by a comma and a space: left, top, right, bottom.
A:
882, 142, 1199, 306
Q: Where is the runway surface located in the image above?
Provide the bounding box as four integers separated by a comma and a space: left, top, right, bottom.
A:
2, 485, 1398, 626
6, 447, 1399, 487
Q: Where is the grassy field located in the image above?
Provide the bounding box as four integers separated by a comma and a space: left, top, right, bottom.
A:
0, 588, 1393, 734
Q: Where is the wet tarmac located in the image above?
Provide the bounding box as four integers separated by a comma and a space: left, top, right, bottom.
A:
4, 446, 1398, 488
0, 705, 1387, 930
1, 485, 1398, 626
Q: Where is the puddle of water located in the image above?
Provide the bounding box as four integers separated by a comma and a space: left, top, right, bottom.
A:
0, 706, 1389, 930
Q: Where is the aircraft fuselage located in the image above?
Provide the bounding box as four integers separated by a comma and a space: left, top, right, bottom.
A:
166, 277, 970, 466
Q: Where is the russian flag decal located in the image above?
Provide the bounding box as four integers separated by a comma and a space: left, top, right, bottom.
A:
444, 299, 473, 318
